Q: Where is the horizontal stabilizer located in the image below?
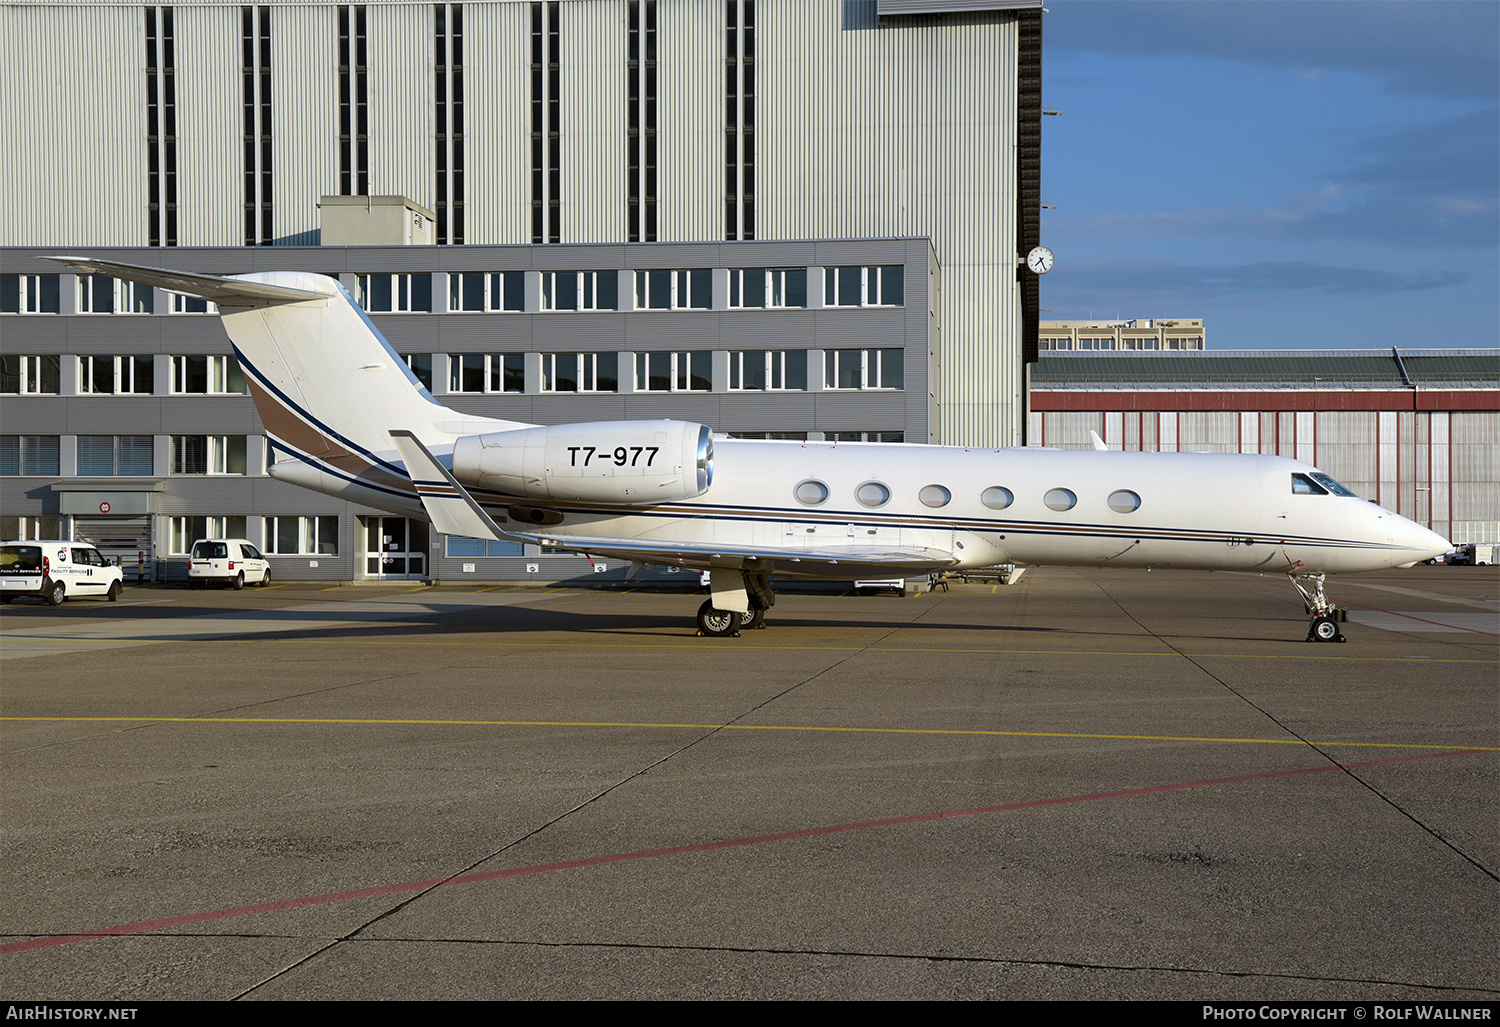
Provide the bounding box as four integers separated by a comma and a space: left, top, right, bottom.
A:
47, 256, 328, 306
389, 431, 516, 543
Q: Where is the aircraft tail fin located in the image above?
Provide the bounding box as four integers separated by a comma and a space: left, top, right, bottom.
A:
49, 257, 526, 480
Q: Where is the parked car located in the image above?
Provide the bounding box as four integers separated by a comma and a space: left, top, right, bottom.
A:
1, 540, 124, 605
189, 539, 271, 589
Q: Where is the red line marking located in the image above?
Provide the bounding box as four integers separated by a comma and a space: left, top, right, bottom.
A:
2, 749, 1485, 955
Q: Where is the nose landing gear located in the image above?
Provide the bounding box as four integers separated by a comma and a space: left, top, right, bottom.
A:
1288, 570, 1348, 643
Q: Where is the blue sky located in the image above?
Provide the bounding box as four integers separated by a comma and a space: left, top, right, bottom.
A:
1040, 0, 1499, 350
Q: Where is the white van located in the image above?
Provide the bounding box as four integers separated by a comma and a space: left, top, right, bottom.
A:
1, 540, 124, 605
189, 538, 271, 589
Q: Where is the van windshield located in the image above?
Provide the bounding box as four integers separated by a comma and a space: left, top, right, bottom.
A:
193, 542, 229, 559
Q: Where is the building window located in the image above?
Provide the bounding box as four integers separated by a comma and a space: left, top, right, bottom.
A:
78, 436, 155, 476
435, 2, 465, 243
401, 353, 434, 390
171, 355, 246, 394
81, 355, 155, 395
823, 349, 903, 390
531, 0, 560, 243
77, 275, 154, 314
729, 267, 805, 308
357, 274, 432, 313
0, 515, 64, 540
170, 435, 247, 475
446, 272, 525, 312
634, 351, 709, 392
725, 0, 754, 240
0, 436, 61, 476
267, 515, 339, 555
242, 4, 272, 245
145, 5, 178, 246
170, 292, 217, 314
541, 271, 618, 311
0, 275, 61, 314
726, 431, 808, 441
541, 352, 616, 393
448, 354, 523, 394
634, 269, 710, 310
338, 4, 369, 196
1078, 336, 1113, 351
1, 356, 61, 395
728, 350, 806, 391
168, 516, 248, 555
446, 535, 524, 557
824, 265, 904, 307
627, 0, 656, 242
827, 431, 905, 443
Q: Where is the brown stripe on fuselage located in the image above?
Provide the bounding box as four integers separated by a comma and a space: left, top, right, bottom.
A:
247, 379, 414, 494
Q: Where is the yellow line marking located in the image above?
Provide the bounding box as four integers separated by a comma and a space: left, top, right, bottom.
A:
11, 634, 1483, 664
4, 716, 1493, 751
990, 585, 997, 594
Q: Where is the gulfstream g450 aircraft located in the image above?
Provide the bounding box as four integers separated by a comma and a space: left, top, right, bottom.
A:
55, 259, 1451, 641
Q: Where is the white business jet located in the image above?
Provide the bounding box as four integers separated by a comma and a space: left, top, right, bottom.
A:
53, 259, 1450, 642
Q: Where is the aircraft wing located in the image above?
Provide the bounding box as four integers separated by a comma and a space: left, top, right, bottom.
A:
388, 430, 526, 543
529, 533, 960, 571
48, 256, 327, 306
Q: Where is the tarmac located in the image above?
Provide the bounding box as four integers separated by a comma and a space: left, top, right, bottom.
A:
2, 565, 1496, 1000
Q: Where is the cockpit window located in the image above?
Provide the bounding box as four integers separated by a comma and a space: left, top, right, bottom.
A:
1291, 473, 1328, 496
1310, 472, 1358, 498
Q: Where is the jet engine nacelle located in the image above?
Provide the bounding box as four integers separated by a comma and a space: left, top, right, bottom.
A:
451, 420, 714, 504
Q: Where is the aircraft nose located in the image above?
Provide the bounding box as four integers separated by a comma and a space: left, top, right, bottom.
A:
1390, 514, 1451, 567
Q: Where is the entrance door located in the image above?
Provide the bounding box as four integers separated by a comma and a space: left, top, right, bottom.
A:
363, 517, 427, 579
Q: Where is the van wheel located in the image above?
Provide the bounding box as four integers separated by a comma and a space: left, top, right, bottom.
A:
233, 572, 244, 591
259, 569, 271, 587
46, 580, 65, 606
107, 581, 121, 602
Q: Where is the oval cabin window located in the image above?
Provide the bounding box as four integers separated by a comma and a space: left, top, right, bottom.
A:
1108, 489, 1141, 513
856, 481, 891, 507
794, 479, 829, 505
980, 486, 1014, 510
1044, 488, 1077, 512
919, 484, 951, 508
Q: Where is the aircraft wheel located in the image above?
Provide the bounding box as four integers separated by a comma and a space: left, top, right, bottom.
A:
107, 581, 121, 602
697, 600, 740, 638
1310, 616, 1343, 643
233, 572, 244, 591
740, 606, 765, 631
46, 580, 65, 606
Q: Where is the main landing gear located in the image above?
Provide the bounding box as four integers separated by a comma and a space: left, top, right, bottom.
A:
695, 571, 774, 638
1287, 570, 1348, 643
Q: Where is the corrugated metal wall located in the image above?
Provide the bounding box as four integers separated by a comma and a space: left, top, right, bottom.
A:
656, 0, 723, 243
758, 1, 1020, 446
368, 3, 435, 211
465, 1, 531, 244
560, 0, 628, 242
175, 5, 242, 245
273, 5, 340, 245
2, 4, 149, 245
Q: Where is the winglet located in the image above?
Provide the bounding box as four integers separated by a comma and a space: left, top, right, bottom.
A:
389, 431, 517, 543
1089, 430, 1109, 452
